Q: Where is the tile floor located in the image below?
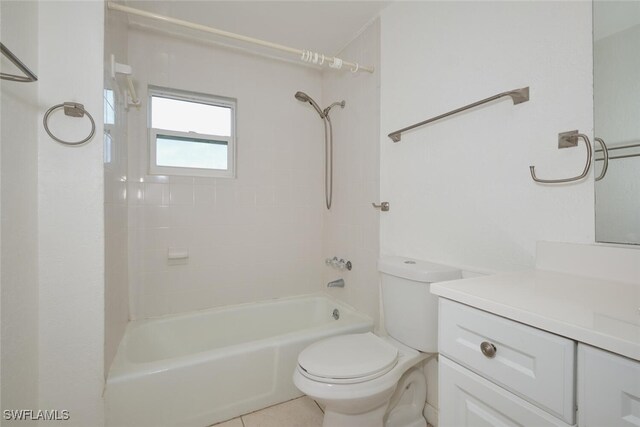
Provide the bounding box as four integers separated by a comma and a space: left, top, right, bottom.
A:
212, 396, 435, 427
212, 397, 324, 427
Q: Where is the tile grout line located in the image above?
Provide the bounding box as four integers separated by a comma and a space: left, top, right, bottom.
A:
212, 396, 322, 426
238, 396, 305, 419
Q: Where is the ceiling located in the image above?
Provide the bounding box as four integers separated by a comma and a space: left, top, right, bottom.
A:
124, 1, 389, 56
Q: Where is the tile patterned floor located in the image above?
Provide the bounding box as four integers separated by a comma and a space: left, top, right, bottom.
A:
212, 397, 324, 427
212, 396, 435, 427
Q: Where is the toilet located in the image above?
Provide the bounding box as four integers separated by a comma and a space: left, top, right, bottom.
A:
293, 256, 461, 427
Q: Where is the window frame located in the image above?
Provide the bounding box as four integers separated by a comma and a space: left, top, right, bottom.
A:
148, 86, 237, 178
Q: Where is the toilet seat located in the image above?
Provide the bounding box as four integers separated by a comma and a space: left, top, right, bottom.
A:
297, 333, 399, 384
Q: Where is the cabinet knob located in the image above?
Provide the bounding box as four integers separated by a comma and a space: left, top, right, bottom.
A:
480, 341, 497, 358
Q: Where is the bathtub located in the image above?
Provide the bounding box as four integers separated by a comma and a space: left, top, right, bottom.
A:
105, 294, 372, 427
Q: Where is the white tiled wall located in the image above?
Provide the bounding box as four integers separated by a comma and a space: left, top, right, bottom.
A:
104, 10, 130, 373
127, 29, 325, 318
321, 21, 381, 328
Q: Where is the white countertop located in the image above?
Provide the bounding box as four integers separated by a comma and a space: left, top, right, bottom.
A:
431, 269, 640, 361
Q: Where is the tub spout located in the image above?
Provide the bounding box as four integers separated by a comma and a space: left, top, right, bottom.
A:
327, 278, 345, 288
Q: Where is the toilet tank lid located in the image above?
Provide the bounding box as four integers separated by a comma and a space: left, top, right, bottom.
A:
378, 256, 461, 283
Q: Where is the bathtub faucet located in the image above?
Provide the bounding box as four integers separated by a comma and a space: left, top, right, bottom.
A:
327, 278, 345, 288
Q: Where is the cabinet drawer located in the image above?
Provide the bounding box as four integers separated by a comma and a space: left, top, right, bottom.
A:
439, 299, 576, 424
578, 344, 640, 427
439, 356, 572, 427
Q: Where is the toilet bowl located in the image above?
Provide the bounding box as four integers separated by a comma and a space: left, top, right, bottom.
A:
294, 333, 428, 427
294, 257, 461, 427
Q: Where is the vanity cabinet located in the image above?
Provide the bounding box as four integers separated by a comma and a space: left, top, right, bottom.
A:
439, 356, 571, 427
439, 298, 575, 423
439, 299, 640, 427
578, 344, 640, 427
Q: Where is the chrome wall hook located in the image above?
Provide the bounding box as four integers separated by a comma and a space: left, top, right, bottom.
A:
372, 202, 390, 212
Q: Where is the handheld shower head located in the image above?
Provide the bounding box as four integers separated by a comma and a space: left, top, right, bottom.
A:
294, 91, 310, 102
294, 91, 324, 118
294, 90, 346, 211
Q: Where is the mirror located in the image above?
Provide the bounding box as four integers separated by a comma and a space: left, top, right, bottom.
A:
594, 1, 640, 245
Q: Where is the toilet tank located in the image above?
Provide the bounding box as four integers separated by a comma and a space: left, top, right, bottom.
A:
378, 256, 461, 352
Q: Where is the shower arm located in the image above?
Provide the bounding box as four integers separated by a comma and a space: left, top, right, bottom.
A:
323, 101, 346, 117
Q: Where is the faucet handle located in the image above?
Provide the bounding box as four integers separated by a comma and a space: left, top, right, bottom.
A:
325, 257, 352, 271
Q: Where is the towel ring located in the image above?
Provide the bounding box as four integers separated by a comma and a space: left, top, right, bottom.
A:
529, 130, 592, 184
43, 102, 96, 146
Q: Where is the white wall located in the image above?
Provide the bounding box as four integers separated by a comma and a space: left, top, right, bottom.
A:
321, 20, 381, 328
37, 2, 105, 425
0, 1, 40, 423
379, 2, 594, 423
126, 29, 324, 319
594, 24, 640, 244
104, 9, 130, 374
380, 1, 594, 274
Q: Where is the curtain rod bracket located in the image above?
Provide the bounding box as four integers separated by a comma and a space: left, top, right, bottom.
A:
110, 54, 140, 108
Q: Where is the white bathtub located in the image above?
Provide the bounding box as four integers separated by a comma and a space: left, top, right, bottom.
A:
105, 294, 372, 427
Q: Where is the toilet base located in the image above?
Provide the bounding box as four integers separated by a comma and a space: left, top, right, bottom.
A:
386, 407, 427, 427
315, 366, 428, 427
323, 403, 388, 427
385, 367, 428, 427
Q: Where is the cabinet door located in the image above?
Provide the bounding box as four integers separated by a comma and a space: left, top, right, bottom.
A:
578, 344, 640, 427
439, 299, 576, 423
439, 356, 571, 427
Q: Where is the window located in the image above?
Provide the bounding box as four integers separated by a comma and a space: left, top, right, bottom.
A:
148, 87, 236, 178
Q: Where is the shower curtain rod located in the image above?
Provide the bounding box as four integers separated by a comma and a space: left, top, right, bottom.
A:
107, 2, 374, 74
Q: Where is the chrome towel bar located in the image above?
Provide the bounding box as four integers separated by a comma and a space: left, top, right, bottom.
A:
0, 42, 38, 82
387, 87, 529, 142
595, 141, 640, 161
